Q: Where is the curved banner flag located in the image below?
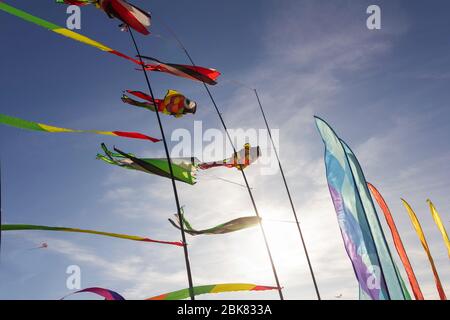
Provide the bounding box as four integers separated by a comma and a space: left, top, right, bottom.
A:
402, 199, 447, 300
0, 2, 142, 65
122, 89, 197, 118
2, 224, 183, 247
315, 117, 389, 300
427, 200, 450, 258
341, 142, 405, 300
169, 212, 261, 236
147, 284, 279, 300
0, 114, 160, 142
62, 287, 125, 300
139, 56, 220, 85
368, 183, 424, 300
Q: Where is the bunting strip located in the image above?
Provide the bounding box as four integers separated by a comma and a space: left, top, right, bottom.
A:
0, 114, 160, 142
368, 183, 424, 300
401, 199, 447, 300
2, 224, 183, 247
427, 200, 450, 258
146, 284, 280, 300
0, 2, 141, 65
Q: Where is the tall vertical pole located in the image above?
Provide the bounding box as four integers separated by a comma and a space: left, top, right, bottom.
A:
128, 29, 195, 300
158, 24, 284, 299
254, 89, 321, 300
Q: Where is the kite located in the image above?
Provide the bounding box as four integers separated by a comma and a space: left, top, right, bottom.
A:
199, 143, 261, 171
315, 116, 390, 300
368, 183, 424, 300
122, 89, 197, 118
62, 287, 125, 300
139, 56, 220, 86
32, 242, 49, 250
427, 200, 450, 258
0, 2, 142, 65
56, 0, 151, 35
97, 144, 198, 185
97, 144, 260, 185
401, 199, 447, 300
146, 284, 280, 300
2, 224, 183, 247
341, 140, 405, 300
169, 211, 261, 236
0, 114, 160, 142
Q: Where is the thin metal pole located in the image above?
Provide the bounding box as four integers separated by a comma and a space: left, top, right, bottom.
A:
158, 23, 284, 300
254, 89, 321, 300
128, 29, 195, 300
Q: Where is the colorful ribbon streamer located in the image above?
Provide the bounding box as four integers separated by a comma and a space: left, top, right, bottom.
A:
169, 213, 261, 236
0, 2, 141, 65
427, 200, 450, 258
146, 284, 280, 300
401, 199, 447, 300
368, 183, 424, 300
2, 224, 183, 247
0, 114, 160, 142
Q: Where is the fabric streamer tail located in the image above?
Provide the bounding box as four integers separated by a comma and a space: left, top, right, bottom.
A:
2, 224, 183, 247
401, 199, 447, 300
168, 211, 261, 236
0, 2, 142, 65
368, 183, 424, 300
146, 284, 280, 300
0, 114, 160, 142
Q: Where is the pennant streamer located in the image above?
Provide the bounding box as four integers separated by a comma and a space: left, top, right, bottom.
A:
368, 183, 424, 300
97, 144, 197, 185
62, 287, 125, 300
0, 114, 159, 142
169, 212, 261, 236
401, 199, 447, 300
146, 284, 279, 300
2, 224, 183, 247
315, 117, 389, 300
0, 2, 141, 65
427, 200, 450, 258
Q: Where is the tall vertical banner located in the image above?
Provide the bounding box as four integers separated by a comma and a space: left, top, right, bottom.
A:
368, 183, 424, 300
341, 142, 406, 300
427, 200, 450, 258
315, 117, 390, 300
402, 199, 447, 300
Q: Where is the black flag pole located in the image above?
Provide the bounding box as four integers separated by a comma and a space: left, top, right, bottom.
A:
128, 28, 195, 301
254, 89, 321, 300
157, 21, 284, 300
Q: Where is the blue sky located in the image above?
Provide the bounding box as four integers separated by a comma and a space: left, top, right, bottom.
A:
0, 0, 449, 299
